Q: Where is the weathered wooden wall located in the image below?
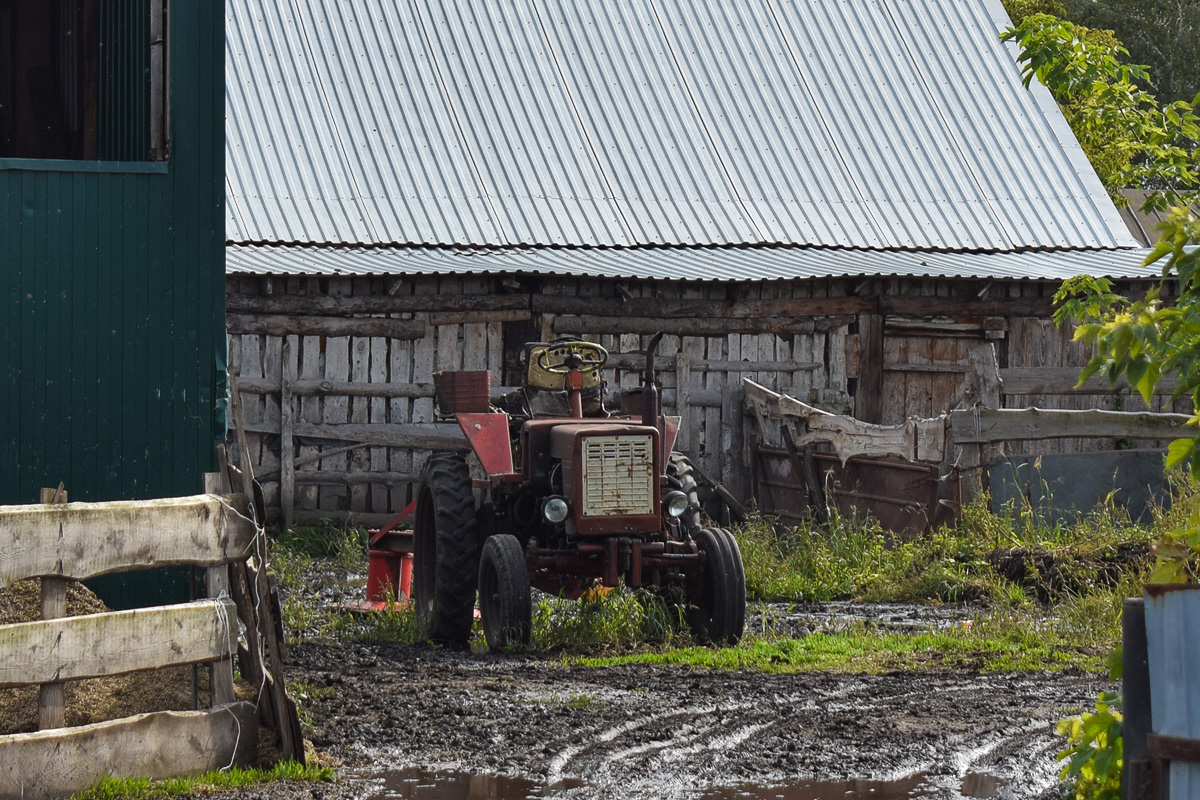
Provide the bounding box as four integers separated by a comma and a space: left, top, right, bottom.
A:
226, 272, 1182, 524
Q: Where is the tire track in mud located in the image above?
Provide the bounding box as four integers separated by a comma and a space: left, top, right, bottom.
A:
288, 644, 1106, 800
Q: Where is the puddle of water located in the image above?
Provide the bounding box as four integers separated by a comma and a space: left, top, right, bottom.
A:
960, 772, 1006, 798
362, 768, 1006, 800
697, 773, 933, 800
364, 768, 582, 800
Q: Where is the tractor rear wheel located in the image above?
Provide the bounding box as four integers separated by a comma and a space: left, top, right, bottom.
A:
686, 527, 735, 644
413, 452, 478, 648
478, 534, 532, 651
666, 452, 702, 534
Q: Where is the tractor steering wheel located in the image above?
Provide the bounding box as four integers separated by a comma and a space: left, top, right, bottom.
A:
536, 340, 609, 375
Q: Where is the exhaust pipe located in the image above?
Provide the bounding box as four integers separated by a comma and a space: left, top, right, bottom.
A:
642, 331, 664, 430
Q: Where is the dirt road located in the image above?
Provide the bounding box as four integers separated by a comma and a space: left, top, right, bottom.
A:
275, 637, 1102, 800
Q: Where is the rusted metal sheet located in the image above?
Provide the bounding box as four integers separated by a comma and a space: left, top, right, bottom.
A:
753, 444, 957, 533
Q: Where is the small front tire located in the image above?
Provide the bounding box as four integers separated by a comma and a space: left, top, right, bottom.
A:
478, 534, 532, 651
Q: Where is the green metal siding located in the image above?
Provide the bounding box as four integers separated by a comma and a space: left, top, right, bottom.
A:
1, 0, 224, 505
99, 0, 152, 162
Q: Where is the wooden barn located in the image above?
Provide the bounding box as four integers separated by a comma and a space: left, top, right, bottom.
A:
223, 0, 1164, 526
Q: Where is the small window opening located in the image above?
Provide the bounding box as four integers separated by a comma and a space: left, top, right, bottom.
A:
0, 0, 167, 161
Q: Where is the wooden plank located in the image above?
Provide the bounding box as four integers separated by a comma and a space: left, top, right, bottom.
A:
675, 340, 695, 451
411, 282, 438, 484
298, 335, 323, 511
1000, 367, 1180, 396
237, 377, 436, 399
533, 294, 874, 318
0, 496, 257, 589
369, 336, 389, 514
227, 313, 425, 339
878, 294, 1059, 318
227, 292, 528, 315
293, 509, 408, 527
856, 314, 884, 424
281, 336, 298, 529
293, 470, 420, 485
239, 421, 469, 451
550, 314, 853, 337
321, 337, 351, 510
429, 310, 530, 326
0, 702, 258, 800
0, 600, 237, 688
261, 336, 284, 429
883, 363, 967, 374
949, 407, 1191, 443
391, 331, 415, 511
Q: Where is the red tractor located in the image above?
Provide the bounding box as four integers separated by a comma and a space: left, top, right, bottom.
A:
413, 334, 746, 651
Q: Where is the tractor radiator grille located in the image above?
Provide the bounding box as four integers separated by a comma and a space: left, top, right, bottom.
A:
580, 435, 655, 517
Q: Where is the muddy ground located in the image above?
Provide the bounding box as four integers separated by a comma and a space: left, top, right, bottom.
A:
2, 578, 1099, 800
229, 603, 1103, 800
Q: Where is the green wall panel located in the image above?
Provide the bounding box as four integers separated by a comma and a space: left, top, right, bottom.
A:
1, 0, 224, 505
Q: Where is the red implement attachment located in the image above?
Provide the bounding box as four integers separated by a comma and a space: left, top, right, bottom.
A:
365, 501, 415, 605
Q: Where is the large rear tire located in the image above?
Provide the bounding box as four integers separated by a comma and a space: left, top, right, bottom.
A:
413, 452, 478, 648
686, 528, 734, 644
478, 534, 532, 651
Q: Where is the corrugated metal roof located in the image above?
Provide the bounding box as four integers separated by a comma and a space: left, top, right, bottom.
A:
226, 0, 1139, 252
226, 243, 1159, 281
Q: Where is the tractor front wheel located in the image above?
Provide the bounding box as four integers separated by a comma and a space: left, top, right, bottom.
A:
478, 534, 532, 651
686, 527, 746, 645
413, 452, 478, 648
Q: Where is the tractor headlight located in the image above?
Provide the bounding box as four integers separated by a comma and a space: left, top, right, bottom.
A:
664, 491, 689, 518
542, 496, 570, 524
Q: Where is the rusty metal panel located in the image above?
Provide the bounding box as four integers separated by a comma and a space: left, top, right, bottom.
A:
754, 445, 956, 533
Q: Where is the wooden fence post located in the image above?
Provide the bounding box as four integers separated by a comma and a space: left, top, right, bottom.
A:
38, 485, 68, 730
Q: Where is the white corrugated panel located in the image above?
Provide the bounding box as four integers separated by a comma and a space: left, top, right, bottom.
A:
1144, 588, 1200, 800
226, 0, 1140, 252
226, 243, 1159, 281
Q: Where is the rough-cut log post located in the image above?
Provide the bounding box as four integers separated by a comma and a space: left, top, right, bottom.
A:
206, 568, 236, 707
229, 372, 304, 764
38, 487, 67, 730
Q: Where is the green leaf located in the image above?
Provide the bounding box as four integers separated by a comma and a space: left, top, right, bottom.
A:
1105, 647, 1123, 681
1166, 438, 1195, 470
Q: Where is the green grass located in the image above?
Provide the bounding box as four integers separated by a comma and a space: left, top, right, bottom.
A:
737, 490, 1166, 606
261, 484, 1180, 674
70, 762, 333, 800
573, 608, 1110, 674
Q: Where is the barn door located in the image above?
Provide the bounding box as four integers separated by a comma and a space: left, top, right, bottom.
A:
853, 314, 1005, 425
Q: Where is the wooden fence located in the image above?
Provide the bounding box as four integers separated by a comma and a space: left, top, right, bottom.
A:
745, 379, 1190, 530
0, 494, 260, 799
